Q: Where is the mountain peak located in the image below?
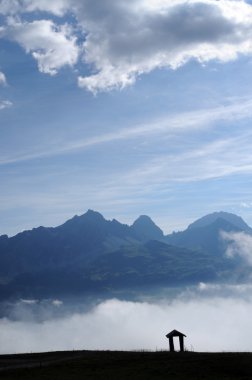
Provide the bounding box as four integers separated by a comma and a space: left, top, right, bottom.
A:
187, 211, 250, 231
60, 209, 106, 230
84, 209, 105, 220
134, 215, 154, 224
131, 215, 164, 241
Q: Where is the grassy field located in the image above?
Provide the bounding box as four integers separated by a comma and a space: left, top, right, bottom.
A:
0, 350, 252, 379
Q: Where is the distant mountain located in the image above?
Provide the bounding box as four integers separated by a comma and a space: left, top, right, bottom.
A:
187, 211, 251, 232
0, 210, 251, 301
0, 211, 164, 281
131, 215, 164, 242
1, 240, 222, 300
165, 212, 251, 256
85, 239, 222, 287
0, 210, 141, 279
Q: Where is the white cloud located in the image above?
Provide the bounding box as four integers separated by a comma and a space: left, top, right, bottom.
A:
0, 71, 7, 86
0, 100, 12, 110
0, 0, 70, 16
221, 230, 252, 265
5, 18, 79, 75
2, 1, 252, 90
52, 299, 63, 307
21, 299, 38, 305
0, 0, 21, 15
240, 202, 252, 209
2, 294, 252, 354
76, 0, 252, 92
23, 0, 71, 16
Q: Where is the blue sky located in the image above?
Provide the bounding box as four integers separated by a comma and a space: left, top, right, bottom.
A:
2, 0, 252, 235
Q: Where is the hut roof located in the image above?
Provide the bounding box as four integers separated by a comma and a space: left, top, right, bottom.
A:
166, 329, 186, 338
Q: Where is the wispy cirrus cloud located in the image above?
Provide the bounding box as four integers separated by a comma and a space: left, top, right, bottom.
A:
122, 132, 252, 187
1, 97, 252, 165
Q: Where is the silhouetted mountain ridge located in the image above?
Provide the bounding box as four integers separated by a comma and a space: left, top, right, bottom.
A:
0, 210, 251, 301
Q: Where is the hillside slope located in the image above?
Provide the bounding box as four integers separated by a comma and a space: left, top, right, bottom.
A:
1, 351, 252, 380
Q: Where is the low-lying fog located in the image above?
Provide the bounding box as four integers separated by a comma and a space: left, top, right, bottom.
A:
1, 284, 252, 354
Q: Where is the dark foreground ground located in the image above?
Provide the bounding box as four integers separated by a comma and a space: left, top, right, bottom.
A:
0, 350, 252, 380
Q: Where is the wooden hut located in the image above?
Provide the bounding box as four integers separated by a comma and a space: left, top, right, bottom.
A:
166, 329, 186, 352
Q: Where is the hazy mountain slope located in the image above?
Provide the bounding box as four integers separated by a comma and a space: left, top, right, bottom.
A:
165, 216, 250, 256
187, 211, 251, 231
85, 240, 224, 287
0, 240, 228, 300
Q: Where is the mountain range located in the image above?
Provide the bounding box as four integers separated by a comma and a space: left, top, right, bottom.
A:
0, 210, 250, 301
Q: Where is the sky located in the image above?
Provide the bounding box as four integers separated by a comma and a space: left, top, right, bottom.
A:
2, 0, 252, 236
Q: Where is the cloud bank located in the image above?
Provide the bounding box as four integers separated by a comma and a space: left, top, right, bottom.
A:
221, 230, 252, 265
2, 291, 252, 354
1, 1, 252, 90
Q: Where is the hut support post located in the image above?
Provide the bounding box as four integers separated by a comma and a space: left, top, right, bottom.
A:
179, 336, 184, 352
169, 337, 174, 352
